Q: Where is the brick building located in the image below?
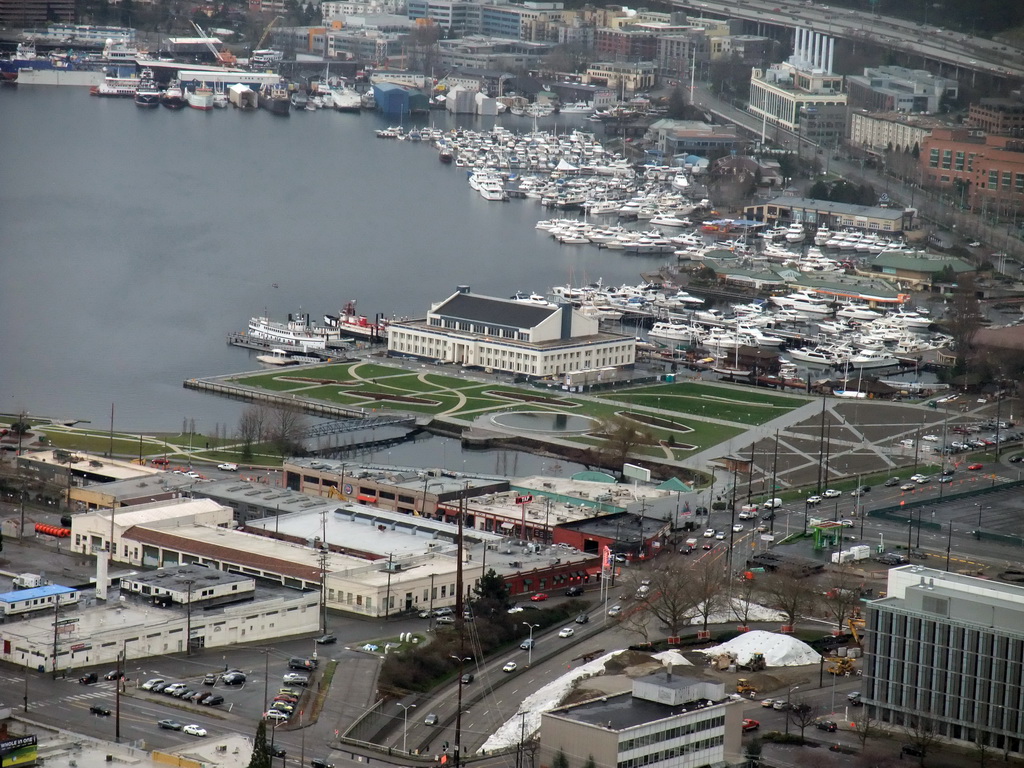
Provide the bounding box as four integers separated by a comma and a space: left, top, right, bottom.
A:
920, 128, 1024, 213
594, 28, 658, 62
968, 97, 1024, 138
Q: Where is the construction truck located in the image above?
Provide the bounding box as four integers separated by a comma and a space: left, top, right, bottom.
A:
736, 678, 758, 695
739, 652, 766, 672
827, 657, 855, 675
848, 617, 865, 645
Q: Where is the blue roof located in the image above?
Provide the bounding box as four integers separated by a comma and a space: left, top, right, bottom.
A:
0, 584, 76, 603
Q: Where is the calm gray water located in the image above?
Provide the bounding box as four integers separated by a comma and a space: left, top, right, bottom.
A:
0, 86, 646, 471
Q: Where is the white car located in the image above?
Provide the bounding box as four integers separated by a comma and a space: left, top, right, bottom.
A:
607, 605, 622, 617
264, 710, 290, 722
185, 471, 202, 480
738, 510, 756, 520
822, 489, 842, 498
806, 495, 822, 505
558, 627, 575, 638
507, 605, 524, 614
183, 724, 207, 737
703, 528, 716, 538
714, 531, 726, 540
503, 661, 518, 673
217, 462, 238, 471
141, 678, 164, 691
922, 435, 939, 442
839, 519, 854, 527
732, 523, 744, 532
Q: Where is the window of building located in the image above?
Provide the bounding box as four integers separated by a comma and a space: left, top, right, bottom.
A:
929, 148, 939, 168
989, 170, 999, 190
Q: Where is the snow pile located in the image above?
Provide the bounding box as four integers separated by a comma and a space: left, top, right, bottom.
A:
692, 599, 785, 626
652, 649, 692, 667
698, 630, 821, 667
479, 648, 689, 754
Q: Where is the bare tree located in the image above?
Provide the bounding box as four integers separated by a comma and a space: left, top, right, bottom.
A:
627, 559, 710, 637
756, 568, 819, 631
788, 700, 820, 742
730, 577, 760, 627
820, 565, 864, 632
851, 708, 883, 750
902, 715, 942, 768
266, 405, 307, 459
690, 557, 729, 632
237, 404, 267, 459
973, 738, 996, 768
618, 603, 656, 643
946, 274, 982, 376
596, 414, 653, 476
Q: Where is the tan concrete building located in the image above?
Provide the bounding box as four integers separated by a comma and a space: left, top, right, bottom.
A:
849, 110, 949, 155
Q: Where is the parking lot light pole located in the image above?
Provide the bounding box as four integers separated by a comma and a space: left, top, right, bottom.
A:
450, 656, 471, 768
522, 623, 539, 667
396, 702, 416, 753
785, 685, 800, 736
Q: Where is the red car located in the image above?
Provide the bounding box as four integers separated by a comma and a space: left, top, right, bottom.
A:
530, 593, 549, 602
151, 457, 170, 467
967, 463, 984, 470
742, 719, 760, 732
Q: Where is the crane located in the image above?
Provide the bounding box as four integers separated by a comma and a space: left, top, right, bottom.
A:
190, 20, 236, 66
254, 15, 283, 53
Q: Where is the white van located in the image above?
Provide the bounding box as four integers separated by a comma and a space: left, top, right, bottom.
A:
762, 498, 783, 509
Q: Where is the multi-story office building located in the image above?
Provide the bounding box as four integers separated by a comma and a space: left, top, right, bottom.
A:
748, 28, 846, 135
920, 128, 1024, 213
846, 65, 958, 114
864, 565, 1024, 755
406, 0, 480, 37
584, 60, 656, 94
968, 97, 1024, 138
594, 28, 658, 62
0, 0, 72, 26
849, 110, 950, 155
540, 672, 743, 768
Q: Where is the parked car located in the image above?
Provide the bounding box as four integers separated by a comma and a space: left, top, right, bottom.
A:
264, 710, 290, 722
283, 673, 310, 686
435, 615, 456, 625
141, 678, 165, 691
221, 673, 246, 686
202, 673, 218, 685
815, 720, 838, 732
741, 719, 760, 732
204, 695, 224, 706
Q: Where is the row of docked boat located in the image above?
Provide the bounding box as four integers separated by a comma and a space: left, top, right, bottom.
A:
762, 223, 921, 255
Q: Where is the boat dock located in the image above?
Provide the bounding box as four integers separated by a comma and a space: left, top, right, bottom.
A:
227, 332, 351, 359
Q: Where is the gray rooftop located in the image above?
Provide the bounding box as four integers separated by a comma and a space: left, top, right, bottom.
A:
557, 512, 668, 544
433, 292, 559, 328
125, 563, 252, 591
550, 689, 729, 730
762, 196, 905, 222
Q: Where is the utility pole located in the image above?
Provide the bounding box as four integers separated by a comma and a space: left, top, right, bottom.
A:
184, 579, 195, 656
318, 547, 329, 634
51, 598, 60, 679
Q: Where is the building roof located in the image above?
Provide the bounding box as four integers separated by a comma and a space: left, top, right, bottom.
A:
73, 472, 196, 501
124, 563, 253, 593
433, 291, 558, 327
972, 325, 1024, 352
0, 585, 76, 603
20, 450, 165, 482
548, 688, 729, 730
870, 252, 974, 274
556, 511, 668, 544
761, 196, 905, 222
90, 497, 229, 528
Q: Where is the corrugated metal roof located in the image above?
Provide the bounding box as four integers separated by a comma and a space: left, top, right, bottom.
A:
434, 292, 558, 328
871, 253, 974, 273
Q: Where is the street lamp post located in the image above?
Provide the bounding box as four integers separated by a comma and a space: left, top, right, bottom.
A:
522, 623, 539, 667
450, 655, 471, 768
396, 702, 416, 753
785, 685, 800, 735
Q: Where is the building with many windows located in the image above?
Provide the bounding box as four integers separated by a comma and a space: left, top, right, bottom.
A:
846, 65, 958, 115
644, 119, 746, 159
920, 128, 1024, 214
864, 565, 1024, 755
743, 196, 910, 234
387, 287, 636, 378
968, 97, 1024, 138
540, 671, 742, 768
584, 60, 656, 94
849, 110, 951, 155
406, 0, 480, 36
748, 28, 845, 135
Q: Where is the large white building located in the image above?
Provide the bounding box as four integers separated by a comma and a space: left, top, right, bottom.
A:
864, 566, 1024, 755
748, 28, 846, 134
387, 287, 636, 378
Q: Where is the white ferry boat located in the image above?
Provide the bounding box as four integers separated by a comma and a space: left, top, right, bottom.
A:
248, 314, 327, 350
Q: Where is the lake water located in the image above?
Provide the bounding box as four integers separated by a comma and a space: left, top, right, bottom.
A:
0, 86, 649, 472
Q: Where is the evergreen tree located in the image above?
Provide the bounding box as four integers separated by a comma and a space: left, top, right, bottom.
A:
553, 749, 570, 768
248, 720, 272, 768
474, 568, 511, 604
583, 756, 596, 768
666, 85, 687, 119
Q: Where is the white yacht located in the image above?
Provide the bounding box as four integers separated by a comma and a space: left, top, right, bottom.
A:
813, 226, 832, 246
248, 314, 328, 350
784, 223, 806, 243
848, 349, 900, 369
788, 346, 839, 367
